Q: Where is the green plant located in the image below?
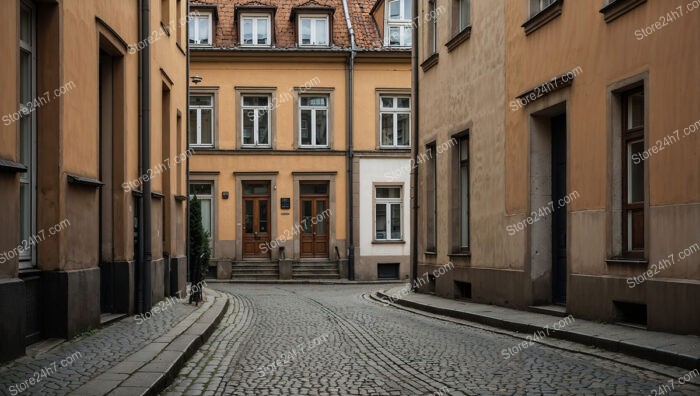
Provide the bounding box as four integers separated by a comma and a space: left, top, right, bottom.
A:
188, 196, 211, 302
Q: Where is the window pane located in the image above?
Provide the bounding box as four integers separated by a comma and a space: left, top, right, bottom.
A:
460, 163, 469, 247
302, 200, 313, 233
188, 18, 196, 43
259, 200, 268, 233
190, 183, 212, 195
389, 0, 400, 19
200, 109, 212, 144
391, 203, 401, 239
397, 97, 410, 108
460, 137, 468, 161
200, 199, 212, 238
376, 204, 387, 239
243, 183, 270, 195
315, 19, 327, 44
243, 19, 253, 44
198, 17, 209, 44
402, 0, 411, 19
381, 97, 394, 108
20, 7, 31, 44
243, 96, 267, 107
301, 109, 312, 145
257, 18, 268, 44
243, 109, 255, 144
257, 109, 269, 145
376, 187, 400, 199
20, 51, 31, 104
628, 139, 644, 203
301, 19, 311, 44
628, 92, 644, 129
20, 117, 31, 167
381, 113, 394, 146
244, 200, 254, 233
190, 95, 211, 106
403, 26, 412, 46
302, 96, 326, 107
20, 183, 30, 255
301, 183, 328, 195
189, 109, 198, 144
315, 200, 327, 234
460, 0, 470, 30
389, 27, 400, 46
315, 110, 327, 146
396, 113, 410, 146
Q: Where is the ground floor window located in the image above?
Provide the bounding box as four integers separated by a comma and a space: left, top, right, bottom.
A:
190, 182, 213, 246
375, 186, 402, 240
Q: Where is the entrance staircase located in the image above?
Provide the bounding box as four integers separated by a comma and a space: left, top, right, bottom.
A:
231, 261, 279, 280
229, 260, 341, 280
292, 260, 341, 279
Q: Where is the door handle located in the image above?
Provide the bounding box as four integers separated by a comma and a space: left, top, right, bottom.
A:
254, 231, 259, 240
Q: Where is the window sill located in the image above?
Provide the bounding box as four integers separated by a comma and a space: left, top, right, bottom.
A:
160, 21, 171, 36
298, 146, 331, 150
605, 256, 648, 266
445, 26, 471, 53
190, 145, 215, 150
379, 145, 411, 150
239, 44, 273, 48
372, 240, 406, 245
448, 251, 471, 258
240, 146, 272, 149
599, 0, 646, 23
424, 251, 437, 256
0, 158, 28, 173
522, 0, 564, 36
420, 53, 439, 72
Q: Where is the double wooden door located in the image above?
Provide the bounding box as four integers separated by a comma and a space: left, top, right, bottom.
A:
300, 183, 329, 258
242, 182, 270, 258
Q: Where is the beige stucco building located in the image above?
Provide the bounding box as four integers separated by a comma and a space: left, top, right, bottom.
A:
415, 0, 699, 334
188, 0, 411, 281
0, 0, 189, 361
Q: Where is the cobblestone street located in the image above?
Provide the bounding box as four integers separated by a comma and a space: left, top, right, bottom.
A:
164, 284, 700, 395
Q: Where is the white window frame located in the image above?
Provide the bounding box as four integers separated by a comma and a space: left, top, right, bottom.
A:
19, 0, 36, 269
458, 0, 471, 31
189, 11, 213, 46
189, 182, 214, 249
385, 0, 412, 47
299, 95, 329, 148
375, 186, 403, 241
379, 96, 411, 148
189, 94, 214, 147
240, 14, 271, 47
298, 15, 329, 47
241, 95, 271, 148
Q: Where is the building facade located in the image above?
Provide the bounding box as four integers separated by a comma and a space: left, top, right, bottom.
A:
0, 0, 189, 362
188, 0, 411, 281
415, 0, 700, 334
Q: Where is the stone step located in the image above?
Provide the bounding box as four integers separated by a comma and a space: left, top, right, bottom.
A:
293, 274, 341, 279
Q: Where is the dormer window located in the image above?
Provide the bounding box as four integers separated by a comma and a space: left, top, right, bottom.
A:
298, 15, 329, 46
189, 11, 213, 46
241, 14, 271, 46
386, 0, 411, 46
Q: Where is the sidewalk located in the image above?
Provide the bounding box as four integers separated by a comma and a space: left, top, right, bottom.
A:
375, 287, 700, 371
0, 288, 228, 396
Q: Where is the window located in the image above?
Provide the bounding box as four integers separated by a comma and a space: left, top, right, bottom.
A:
380, 96, 410, 147
161, 0, 170, 27
428, 0, 437, 54
622, 88, 645, 256
19, 0, 35, 268
530, 0, 556, 16
176, 0, 182, 44
242, 96, 270, 147
426, 143, 437, 252
375, 187, 402, 240
386, 0, 412, 46
189, 94, 214, 147
190, 182, 213, 248
241, 14, 271, 46
188, 11, 212, 45
299, 16, 329, 46
299, 96, 328, 147
458, 0, 470, 31
458, 136, 469, 250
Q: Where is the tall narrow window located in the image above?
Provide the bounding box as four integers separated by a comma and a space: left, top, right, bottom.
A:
458, 136, 469, 250
242, 96, 270, 147
375, 187, 402, 241
298, 16, 329, 46
188, 11, 212, 45
299, 96, 328, 147
19, 1, 35, 268
189, 94, 214, 147
386, 0, 412, 46
458, 0, 470, 31
380, 96, 410, 148
176, 0, 182, 44
241, 15, 271, 46
161, 0, 170, 27
428, 0, 437, 54
622, 89, 645, 257
426, 143, 437, 252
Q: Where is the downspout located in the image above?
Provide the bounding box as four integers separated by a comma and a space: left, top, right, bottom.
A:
341, 0, 356, 280
139, 0, 153, 313
410, 0, 419, 284
136, 0, 145, 314
186, 1, 191, 285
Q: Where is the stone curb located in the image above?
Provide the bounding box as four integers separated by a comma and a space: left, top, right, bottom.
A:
207, 279, 407, 285
71, 288, 229, 396
375, 290, 700, 371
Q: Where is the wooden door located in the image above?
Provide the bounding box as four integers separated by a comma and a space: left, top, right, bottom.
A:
299, 183, 329, 258
242, 182, 270, 258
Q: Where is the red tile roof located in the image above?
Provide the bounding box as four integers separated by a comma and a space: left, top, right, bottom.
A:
190, 0, 404, 51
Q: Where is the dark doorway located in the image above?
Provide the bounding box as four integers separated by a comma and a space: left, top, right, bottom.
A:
99, 51, 114, 314
550, 113, 567, 304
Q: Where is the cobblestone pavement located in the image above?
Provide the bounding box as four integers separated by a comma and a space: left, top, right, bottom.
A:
164, 284, 700, 396
0, 300, 195, 396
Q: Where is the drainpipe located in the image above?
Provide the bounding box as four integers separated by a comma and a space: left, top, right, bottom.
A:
186, 1, 191, 286
138, 0, 153, 313
341, 0, 356, 280
410, 0, 419, 284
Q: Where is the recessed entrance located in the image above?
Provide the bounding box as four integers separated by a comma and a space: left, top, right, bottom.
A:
299, 182, 329, 258
242, 181, 271, 258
